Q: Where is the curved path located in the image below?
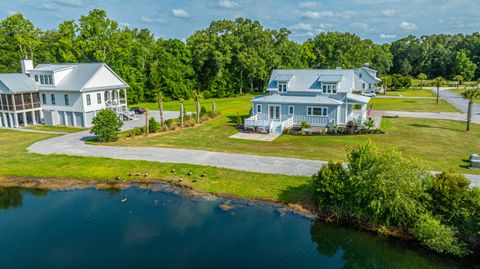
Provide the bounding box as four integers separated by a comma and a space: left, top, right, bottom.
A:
28, 130, 326, 177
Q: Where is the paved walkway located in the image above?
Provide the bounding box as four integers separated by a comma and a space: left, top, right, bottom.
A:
375, 96, 435, 99
426, 87, 480, 114
377, 110, 480, 124
229, 132, 281, 141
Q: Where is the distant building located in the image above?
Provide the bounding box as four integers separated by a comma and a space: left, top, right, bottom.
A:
0, 59, 132, 128
244, 65, 381, 134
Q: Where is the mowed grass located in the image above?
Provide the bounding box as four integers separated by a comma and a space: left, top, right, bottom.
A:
0, 129, 310, 202
385, 89, 435, 97
106, 116, 480, 174
369, 98, 460, 112
26, 125, 88, 133
134, 95, 254, 116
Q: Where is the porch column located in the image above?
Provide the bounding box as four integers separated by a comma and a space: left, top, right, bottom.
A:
64, 111, 67, 126
83, 112, 87, 127
361, 104, 367, 122
31, 111, 36, 125
13, 113, 19, 128
7, 113, 13, 128
72, 113, 77, 127
123, 88, 128, 108
39, 110, 44, 123
23, 111, 28, 127
0, 113, 3, 128
345, 97, 348, 123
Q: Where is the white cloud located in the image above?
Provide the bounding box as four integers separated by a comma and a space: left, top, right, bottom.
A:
381, 9, 395, 16
380, 33, 397, 39
172, 9, 190, 18
289, 22, 313, 31
141, 16, 164, 24
399, 21, 417, 31
53, 0, 84, 7
301, 11, 334, 19
299, 2, 321, 9
218, 0, 240, 9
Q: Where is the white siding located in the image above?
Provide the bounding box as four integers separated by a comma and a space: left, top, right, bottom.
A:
40, 91, 83, 112
53, 68, 73, 86
84, 65, 125, 89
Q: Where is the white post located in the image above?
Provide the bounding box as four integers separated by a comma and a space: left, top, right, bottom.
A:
345, 97, 348, 123
72, 112, 77, 127
64, 111, 67, 126
8, 113, 13, 128
39, 110, 44, 124
32, 111, 36, 125
0, 113, 3, 128
123, 88, 128, 108
23, 112, 28, 127
13, 113, 19, 128
83, 112, 87, 127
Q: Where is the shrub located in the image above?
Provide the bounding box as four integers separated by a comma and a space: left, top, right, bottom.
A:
300, 121, 311, 129
128, 126, 145, 137
91, 109, 123, 142
413, 214, 468, 256
364, 118, 375, 130
149, 117, 160, 133
200, 106, 207, 115
165, 119, 173, 128
235, 113, 243, 126
312, 161, 350, 214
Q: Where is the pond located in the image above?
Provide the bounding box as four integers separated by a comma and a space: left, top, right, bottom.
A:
0, 186, 474, 269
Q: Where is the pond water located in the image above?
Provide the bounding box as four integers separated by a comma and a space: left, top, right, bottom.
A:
0, 187, 475, 269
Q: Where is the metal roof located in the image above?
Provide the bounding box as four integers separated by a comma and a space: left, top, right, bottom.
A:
0, 74, 38, 94
318, 74, 343, 83
252, 94, 343, 105
35, 63, 128, 91
274, 74, 294, 81
33, 64, 76, 72
347, 93, 371, 104
267, 69, 355, 93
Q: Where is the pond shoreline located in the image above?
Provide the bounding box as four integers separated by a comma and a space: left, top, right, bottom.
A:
0, 176, 414, 238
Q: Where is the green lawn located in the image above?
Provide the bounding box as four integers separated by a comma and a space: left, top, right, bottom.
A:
369, 98, 460, 112
26, 125, 89, 133
0, 129, 310, 202
133, 95, 254, 116
384, 89, 435, 97
105, 116, 479, 174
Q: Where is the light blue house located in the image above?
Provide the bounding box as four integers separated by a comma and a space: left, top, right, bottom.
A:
244, 65, 380, 134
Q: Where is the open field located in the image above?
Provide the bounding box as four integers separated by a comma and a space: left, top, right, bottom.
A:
368, 98, 460, 112
0, 129, 310, 202
384, 89, 435, 97
26, 125, 89, 133
106, 116, 480, 174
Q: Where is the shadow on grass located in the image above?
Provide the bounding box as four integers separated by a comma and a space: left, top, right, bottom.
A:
407, 123, 464, 132
226, 114, 250, 127
277, 180, 316, 209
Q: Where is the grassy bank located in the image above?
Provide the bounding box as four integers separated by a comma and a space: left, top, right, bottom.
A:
26, 125, 89, 133
369, 98, 459, 112
0, 129, 311, 202
385, 89, 435, 97
103, 117, 479, 174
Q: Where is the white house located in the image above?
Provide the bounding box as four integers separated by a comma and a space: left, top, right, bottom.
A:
0, 59, 131, 128
244, 65, 381, 134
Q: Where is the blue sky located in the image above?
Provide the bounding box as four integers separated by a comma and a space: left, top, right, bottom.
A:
2, 0, 480, 43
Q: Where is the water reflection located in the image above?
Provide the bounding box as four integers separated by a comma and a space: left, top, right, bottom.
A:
0, 188, 47, 210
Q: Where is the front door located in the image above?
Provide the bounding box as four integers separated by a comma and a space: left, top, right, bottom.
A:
269, 105, 281, 121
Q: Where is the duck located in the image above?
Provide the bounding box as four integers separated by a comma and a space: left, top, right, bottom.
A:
121, 195, 127, 203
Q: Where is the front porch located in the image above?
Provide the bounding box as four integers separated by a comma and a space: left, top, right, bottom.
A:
104, 88, 135, 121
0, 92, 43, 128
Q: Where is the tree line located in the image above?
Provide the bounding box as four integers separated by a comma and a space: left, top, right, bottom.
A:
1, 9, 479, 104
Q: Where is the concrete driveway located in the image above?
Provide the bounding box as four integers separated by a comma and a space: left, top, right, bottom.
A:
427, 87, 480, 114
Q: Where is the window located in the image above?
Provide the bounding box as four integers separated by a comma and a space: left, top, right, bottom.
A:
40, 75, 45, 84
368, 84, 372, 90
34, 75, 39, 82
64, 94, 69, 106
362, 83, 365, 90
322, 85, 327, 93
359, 73, 362, 78
42, 93, 46, 104
322, 84, 337, 94
51, 94, 56, 105
97, 93, 102, 104
48, 75, 53, 85
307, 106, 328, 117
86, 94, 91, 106
288, 105, 294, 115
278, 82, 287, 92
256, 104, 262, 113
332, 85, 337, 93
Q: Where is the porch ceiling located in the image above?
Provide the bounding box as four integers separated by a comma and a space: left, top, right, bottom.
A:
252, 94, 343, 105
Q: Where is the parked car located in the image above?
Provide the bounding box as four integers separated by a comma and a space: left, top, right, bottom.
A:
362, 91, 376, 97
130, 107, 145, 114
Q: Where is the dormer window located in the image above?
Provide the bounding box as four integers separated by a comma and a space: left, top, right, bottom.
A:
359, 73, 362, 78
37, 74, 53, 85
278, 82, 287, 92
322, 83, 337, 94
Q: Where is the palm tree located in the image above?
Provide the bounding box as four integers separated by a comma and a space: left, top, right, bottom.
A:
193, 90, 202, 123
434, 76, 445, 104
417, 73, 427, 89
179, 98, 184, 128
452, 75, 464, 90
461, 87, 480, 131
157, 91, 164, 126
